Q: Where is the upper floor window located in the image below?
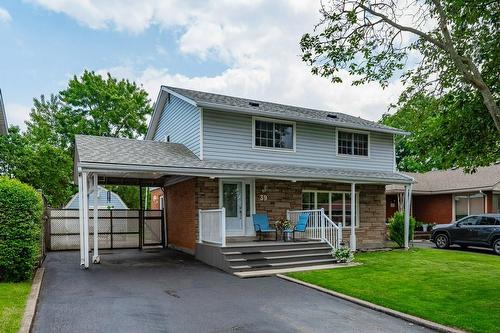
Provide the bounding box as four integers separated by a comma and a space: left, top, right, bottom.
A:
338, 130, 369, 157
253, 118, 295, 151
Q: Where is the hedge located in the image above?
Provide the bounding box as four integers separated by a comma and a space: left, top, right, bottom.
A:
387, 211, 416, 248
0, 177, 43, 282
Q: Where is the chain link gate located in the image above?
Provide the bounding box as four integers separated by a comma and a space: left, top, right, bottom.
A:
47, 209, 164, 251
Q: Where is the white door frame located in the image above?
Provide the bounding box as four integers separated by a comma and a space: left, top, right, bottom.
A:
219, 178, 255, 236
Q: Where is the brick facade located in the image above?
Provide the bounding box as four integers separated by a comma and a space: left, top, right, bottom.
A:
411, 194, 453, 224
165, 177, 388, 252
150, 188, 163, 210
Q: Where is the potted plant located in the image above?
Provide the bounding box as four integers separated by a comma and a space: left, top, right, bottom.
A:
275, 218, 293, 241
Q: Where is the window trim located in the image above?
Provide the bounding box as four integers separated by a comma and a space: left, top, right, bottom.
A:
336, 128, 370, 159
252, 116, 296, 153
302, 190, 360, 228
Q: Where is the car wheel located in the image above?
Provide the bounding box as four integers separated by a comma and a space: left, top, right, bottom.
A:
493, 239, 500, 255
435, 234, 450, 249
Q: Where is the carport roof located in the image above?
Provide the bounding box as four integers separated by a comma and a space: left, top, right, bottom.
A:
75, 135, 413, 184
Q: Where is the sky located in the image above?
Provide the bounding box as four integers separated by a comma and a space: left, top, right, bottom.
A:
0, 0, 407, 131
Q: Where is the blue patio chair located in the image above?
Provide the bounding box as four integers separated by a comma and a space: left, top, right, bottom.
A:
284, 212, 310, 241
252, 213, 277, 241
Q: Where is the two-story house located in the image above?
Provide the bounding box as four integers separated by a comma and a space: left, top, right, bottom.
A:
74, 86, 414, 273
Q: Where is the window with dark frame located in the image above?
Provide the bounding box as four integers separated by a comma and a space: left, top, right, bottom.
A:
338, 131, 368, 156
254, 119, 294, 150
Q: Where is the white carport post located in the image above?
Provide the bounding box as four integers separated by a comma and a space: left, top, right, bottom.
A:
78, 172, 85, 266
82, 172, 90, 268
350, 183, 356, 251
92, 173, 100, 264
404, 184, 413, 249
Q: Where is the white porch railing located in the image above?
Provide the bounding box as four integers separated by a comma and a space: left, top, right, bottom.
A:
198, 208, 226, 247
287, 208, 342, 250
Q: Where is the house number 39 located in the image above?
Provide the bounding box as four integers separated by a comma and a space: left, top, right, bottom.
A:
259, 194, 268, 201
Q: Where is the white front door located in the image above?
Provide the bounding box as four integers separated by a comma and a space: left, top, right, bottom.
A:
222, 181, 244, 235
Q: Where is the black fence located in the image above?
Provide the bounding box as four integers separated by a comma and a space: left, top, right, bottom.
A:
47, 209, 164, 251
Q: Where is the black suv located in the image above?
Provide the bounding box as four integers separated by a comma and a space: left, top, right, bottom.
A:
431, 214, 500, 255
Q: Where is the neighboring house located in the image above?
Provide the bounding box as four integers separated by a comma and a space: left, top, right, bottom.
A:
74, 86, 413, 269
65, 186, 128, 209
0, 89, 8, 135
386, 164, 500, 224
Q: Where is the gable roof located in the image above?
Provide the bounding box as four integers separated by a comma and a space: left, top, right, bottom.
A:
0, 89, 8, 135
65, 185, 128, 209
387, 164, 500, 194
75, 135, 412, 184
146, 86, 409, 139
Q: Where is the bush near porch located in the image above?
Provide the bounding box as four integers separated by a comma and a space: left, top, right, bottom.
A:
287, 248, 500, 333
0, 177, 43, 282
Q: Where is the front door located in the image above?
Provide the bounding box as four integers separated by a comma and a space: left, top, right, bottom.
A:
222, 181, 244, 235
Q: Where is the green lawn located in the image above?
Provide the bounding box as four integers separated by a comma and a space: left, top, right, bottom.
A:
0, 282, 31, 333
288, 248, 500, 333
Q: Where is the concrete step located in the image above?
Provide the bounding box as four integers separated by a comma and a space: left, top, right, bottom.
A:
226, 253, 333, 265
223, 246, 332, 258
225, 249, 332, 261
221, 241, 327, 254
234, 263, 352, 278
229, 258, 337, 272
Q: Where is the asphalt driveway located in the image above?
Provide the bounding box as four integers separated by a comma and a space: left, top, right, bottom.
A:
33, 249, 433, 333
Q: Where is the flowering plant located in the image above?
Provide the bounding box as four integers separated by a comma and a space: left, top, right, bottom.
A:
275, 218, 292, 230
332, 246, 354, 263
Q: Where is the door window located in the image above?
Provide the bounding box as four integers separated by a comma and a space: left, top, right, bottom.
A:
223, 183, 240, 218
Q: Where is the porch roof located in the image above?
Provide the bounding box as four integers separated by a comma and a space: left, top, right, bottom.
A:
75, 135, 413, 185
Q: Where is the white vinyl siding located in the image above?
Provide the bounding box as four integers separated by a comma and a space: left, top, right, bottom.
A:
153, 95, 201, 157
203, 109, 394, 171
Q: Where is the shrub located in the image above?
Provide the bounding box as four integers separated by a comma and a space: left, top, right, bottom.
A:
332, 246, 354, 263
387, 211, 416, 248
0, 177, 43, 282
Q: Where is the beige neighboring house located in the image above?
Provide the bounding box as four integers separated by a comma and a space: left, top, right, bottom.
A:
0, 89, 8, 135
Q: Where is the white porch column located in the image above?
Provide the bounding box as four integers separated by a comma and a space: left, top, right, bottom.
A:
82, 172, 90, 268
78, 173, 84, 266
350, 183, 356, 251
404, 184, 412, 249
92, 174, 100, 264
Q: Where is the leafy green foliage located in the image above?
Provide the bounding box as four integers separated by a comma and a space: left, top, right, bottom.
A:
0, 128, 74, 207
332, 246, 354, 263
2, 71, 153, 207
381, 93, 500, 172
0, 177, 43, 282
301, 0, 500, 169
387, 211, 415, 248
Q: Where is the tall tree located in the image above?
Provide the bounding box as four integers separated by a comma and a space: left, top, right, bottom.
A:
300, 0, 500, 129
15, 71, 153, 206
26, 70, 153, 151
0, 127, 73, 207
381, 92, 500, 172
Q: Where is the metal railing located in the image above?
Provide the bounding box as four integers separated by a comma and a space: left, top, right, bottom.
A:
198, 208, 226, 246
287, 208, 342, 250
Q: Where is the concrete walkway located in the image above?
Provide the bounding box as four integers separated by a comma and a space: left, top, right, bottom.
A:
33, 249, 434, 333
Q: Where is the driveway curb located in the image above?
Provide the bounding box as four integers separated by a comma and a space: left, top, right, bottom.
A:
19, 267, 45, 333
277, 274, 468, 333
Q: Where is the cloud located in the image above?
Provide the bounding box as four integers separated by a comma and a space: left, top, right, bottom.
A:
0, 7, 12, 23
5, 103, 31, 131
31, 0, 408, 121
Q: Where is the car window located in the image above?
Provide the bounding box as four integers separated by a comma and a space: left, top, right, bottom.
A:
459, 216, 479, 226
478, 217, 496, 226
